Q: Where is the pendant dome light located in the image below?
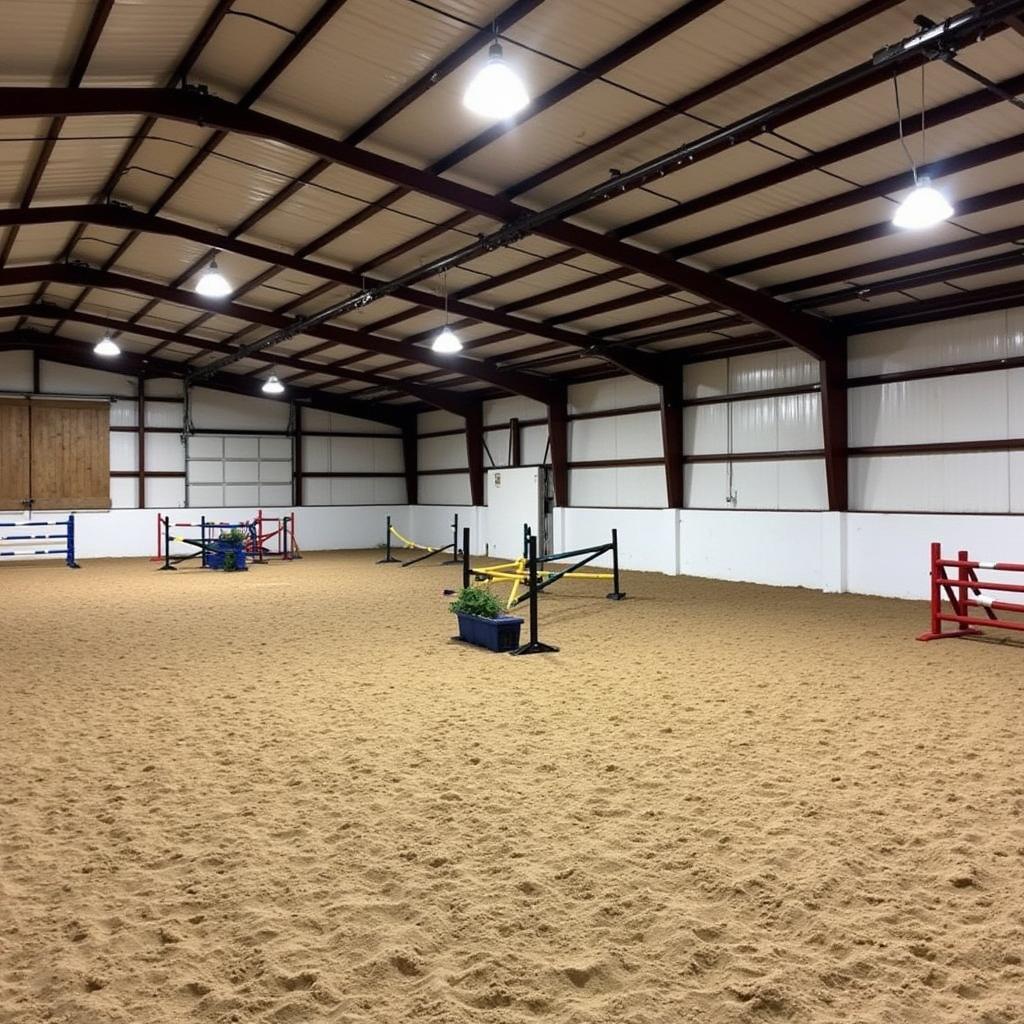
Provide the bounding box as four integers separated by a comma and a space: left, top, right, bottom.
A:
463, 37, 529, 119
195, 257, 232, 297
892, 69, 953, 231
93, 336, 120, 357
262, 374, 285, 395
431, 270, 463, 353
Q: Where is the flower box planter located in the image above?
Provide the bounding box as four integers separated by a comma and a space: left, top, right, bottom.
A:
454, 611, 523, 652
205, 539, 248, 571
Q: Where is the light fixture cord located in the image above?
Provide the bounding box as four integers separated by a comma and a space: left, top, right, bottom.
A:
443, 269, 449, 326
893, 75, 918, 184
920, 62, 927, 168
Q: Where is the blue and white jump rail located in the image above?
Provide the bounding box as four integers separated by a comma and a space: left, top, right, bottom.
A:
0, 514, 80, 568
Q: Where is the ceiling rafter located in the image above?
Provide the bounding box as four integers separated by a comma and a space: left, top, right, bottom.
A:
133, 0, 548, 355
0, 203, 660, 381
0, 303, 483, 416
353, 0, 905, 289
416, 67, 1024, 329
0, 263, 562, 404
0, 86, 834, 356
0, 0, 115, 272
50, 0, 353, 336
0, 329, 411, 426
235, 0, 904, 372
154, 0, 727, 365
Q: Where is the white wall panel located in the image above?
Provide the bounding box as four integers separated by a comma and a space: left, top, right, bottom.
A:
373, 477, 407, 504
224, 436, 259, 459
109, 432, 137, 472
0, 350, 34, 391
1011, 452, 1024, 513
191, 387, 289, 431
144, 379, 182, 398
684, 404, 728, 455
520, 424, 548, 465
483, 395, 546, 425
189, 461, 223, 484
851, 372, 1009, 448
728, 349, 818, 392
331, 478, 374, 504
260, 461, 292, 484
39, 361, 135, 396
144, 401, 183, 428
568, 466, 664, 508
419, 434, 466, 471
484, 427, 510, 466
570, 412, 661, 463
683, 359, 728, 399
188, 435, 222, 458
848, 309, 1013, 377
684, 462, 728, 508
851, 453, 1012, 513
258, 484, 292, 505
418, 409, 464, 433
778, 460, 828, 510
373, 437, 404, 473
304, 478, 331, 505
303, 436, 330, 472
224, 484, 260, 506
146, 477, 185, 508
146, 433, 185, 472
731, 397, 778, 453
568, 376, 658, 414
332, 436, 375, 472
420, 473, 471, 505
260, 437, 292, 460
110, 400, 138, 427
777, 393, 822, 449
110, 477, 138, 510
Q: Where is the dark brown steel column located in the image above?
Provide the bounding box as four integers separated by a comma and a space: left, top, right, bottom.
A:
660, 371, 685, 509
820, 342, 849, 512
465, 405, 485, 507
547, 391, 569, 508
402, 419, 418, 505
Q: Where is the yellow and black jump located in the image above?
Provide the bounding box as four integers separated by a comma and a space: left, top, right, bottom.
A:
377, 514, 462, 567
460, 524, 625, 609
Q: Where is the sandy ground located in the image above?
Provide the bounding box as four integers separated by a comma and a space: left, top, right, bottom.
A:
0, 549, 1022, 1024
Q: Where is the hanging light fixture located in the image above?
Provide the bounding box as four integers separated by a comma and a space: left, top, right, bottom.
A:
93, 336, 120, 357
463, 37, 529, 119
195, 257, 232, 297
891, 69, 953, 231
431, 271, 463, 353
262, 375, 285, 394
892, 176, 953, 230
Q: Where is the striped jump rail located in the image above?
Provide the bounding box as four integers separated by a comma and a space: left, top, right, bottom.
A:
918, 542, 1024, 640
0, 515, 79, 568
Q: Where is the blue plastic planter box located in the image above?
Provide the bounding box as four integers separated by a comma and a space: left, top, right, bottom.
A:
455, 612, 523, 652
206, 541, 247, 571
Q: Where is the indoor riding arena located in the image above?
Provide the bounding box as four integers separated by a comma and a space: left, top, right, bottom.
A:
1, 4, 1023, 1024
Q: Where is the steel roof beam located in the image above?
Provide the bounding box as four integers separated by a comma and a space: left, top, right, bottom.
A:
50, 0, 352, 335
127, 0, 547, 355
0, 86, 834, 356
0, 202, 662, 380
0, 0, 115, 271
0, 329, 412, 426
358, 0, 905, 285
0, 301, 472, 415
0, 265, 561, 405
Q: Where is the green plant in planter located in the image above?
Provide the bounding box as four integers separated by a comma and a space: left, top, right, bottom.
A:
449, 586, 503, 619
218, 527, 246, 572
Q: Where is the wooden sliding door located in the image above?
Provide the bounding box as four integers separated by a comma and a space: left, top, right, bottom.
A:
0, 401, 31, 510
0, 399, 110, 511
